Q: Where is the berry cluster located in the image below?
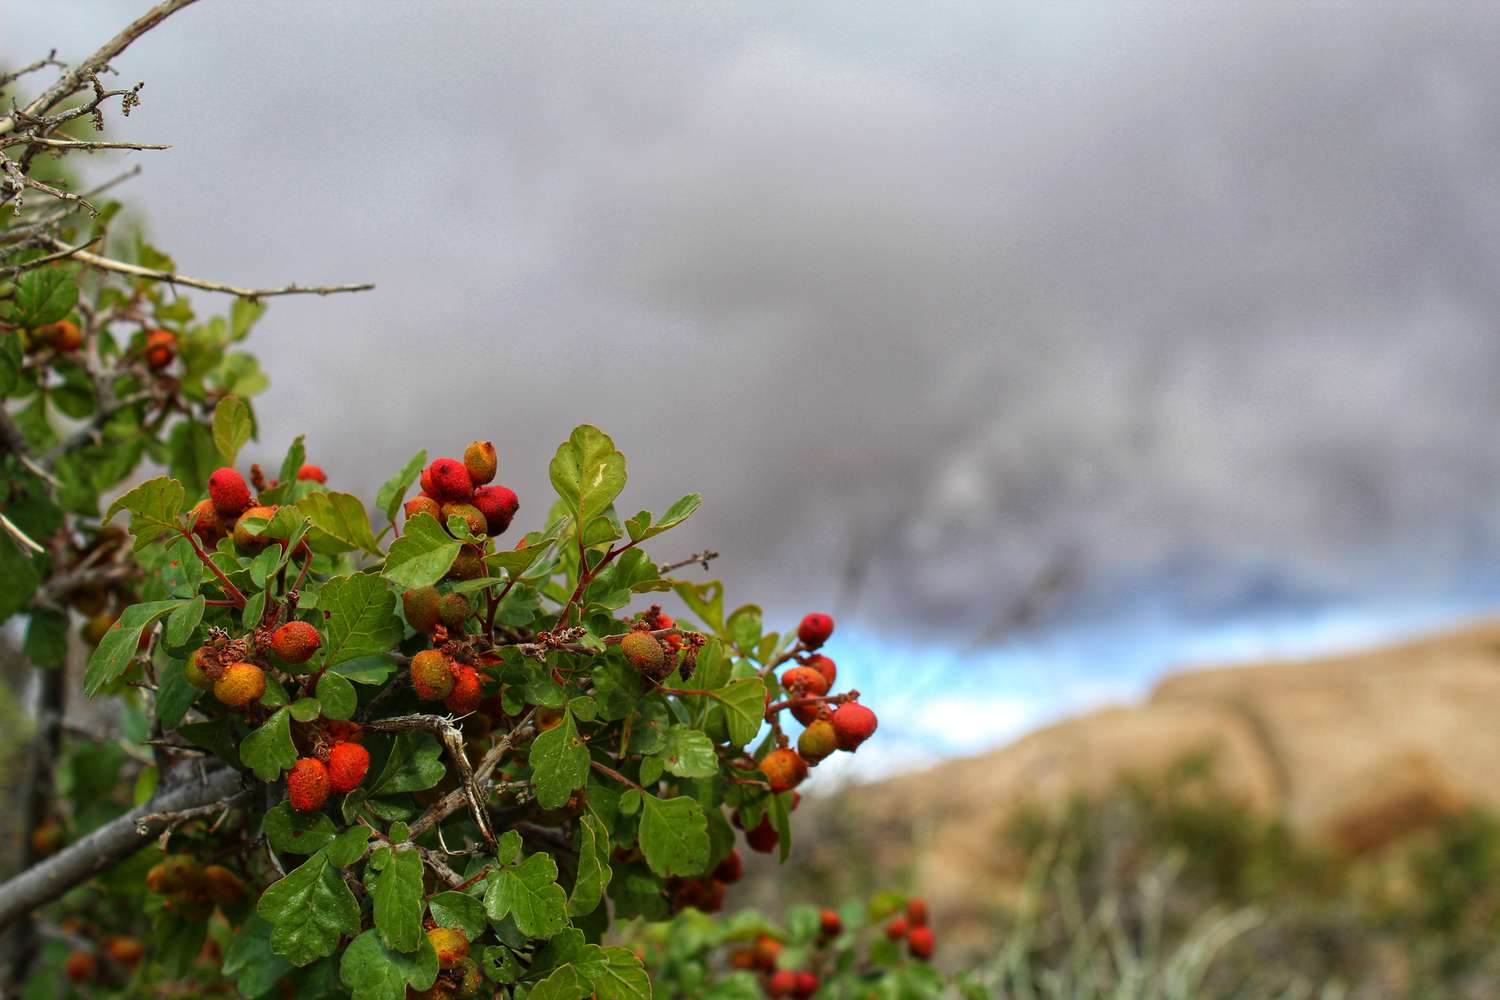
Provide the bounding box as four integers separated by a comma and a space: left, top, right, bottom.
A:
405, 442, 519, 540
420, 926, 484, 996
144, 853, 246, 920
883, 897, 936, 960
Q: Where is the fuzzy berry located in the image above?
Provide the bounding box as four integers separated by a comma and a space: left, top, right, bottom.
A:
441, 502, 488, 538
104, 936, 144, 967
819, 908, 842, 937
404, 495, 442, 522
797, 719, 838, 764
439, 592, 472, 631
907, 925, 935, 960
713, 848, 744, 884
411, 650, 455, 700
745, 815, 779, 854
906, 897, 929, 927
831, 702, 878, 751
39, 319, 83, 352
886, 916, 909, 941
419, 465, 437, 497
447, 544, 485, 581
428, 926, 469, 969
792, 972, 819, 999
232, 505, 279, 550
805, 654, 837, 687
472, 484, 519, 536
428, 458, 474, 502
270, 620, 321, 664
296, 463, 326, 483
63, 952, 96, 983
620, 630, 666, 676
183, 648, 214, 690
144, 329, 176, 370
402, 586, 442, 633
327, 742, 370, 793
203, 864, 246, 905
797, 612, 834, 649
464, 440, 497, 485
207, 467, 251, 517
780, 666, 830, 698
446, 665, 482, 715
288, 758, 330, 812
213, 662, 265, 707
189, 499, 225, 546
760, 748, 809, 793
768, 969, 798, 998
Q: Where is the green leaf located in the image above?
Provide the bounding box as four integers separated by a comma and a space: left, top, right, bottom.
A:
315, 670, 357, 720
483, 542, 553, 580
549, 425, 627, 530
375, 449, 426, 524
212, 395, 253, 464
240, 708, 297, 782
327, 825, 373, 866
371, 732, 445, 795
320, 573, 403, 667
263, 800, 337, 855
288, 697, 322, 722
164, 594, 205, 648
298, 491, 382, 556
576, 944, 652, 1000
628, 492, 703, 543
428, 891, 488, 941
257, 850, 361, 966
83, 599, 184, 696
484, 851, 568, 940
672, 579, 724, 635
529, 965, 592, 1000
638, 793, 709, 878
340, 928, 438, 1000
22, 608, 68, 668
661, 725, 718, 778
372, 845, 426, 952
569, 810, 612, 917
15, 268, 78, 327
497, 829, 522, 866
0, 537, 40, 624
104, 476, 185, 550
529, 709, 590, 810
717, 677, 766, 748
332, 655, 398, 685
154, 658, 200, 728
223, 916, 294, 999
381, 513, 460, 588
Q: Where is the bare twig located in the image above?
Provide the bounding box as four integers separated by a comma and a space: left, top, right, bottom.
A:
659, 549, 719, 574
46, 239, 374, 299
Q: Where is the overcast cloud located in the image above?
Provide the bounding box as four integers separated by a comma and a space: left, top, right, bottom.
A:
12, 2, 1500, 658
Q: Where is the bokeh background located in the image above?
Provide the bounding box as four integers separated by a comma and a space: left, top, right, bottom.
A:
13, 1, 1500, 782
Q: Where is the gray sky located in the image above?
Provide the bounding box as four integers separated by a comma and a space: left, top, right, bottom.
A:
12, 1, 1500, 652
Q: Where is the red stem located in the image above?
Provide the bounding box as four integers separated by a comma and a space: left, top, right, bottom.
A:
181, 530, 247, 609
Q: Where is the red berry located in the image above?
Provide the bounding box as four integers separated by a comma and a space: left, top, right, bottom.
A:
760, 748, 809, 793
207, 467, 251, 517
906, 897, 929, 927
907, 925, 935, 960
405, 495, 442, 522
796, 613, 834, 649
327, 743, 370, 793
288, 758, 330, 812
805, 654, 836, 687
767, 969, 798, 997
63, 952, 96, 982
819, 908, 842, 937
792, 971, 819, 998
296, 463, 326, 483
472, 484, 520, 536
428, 458, 474, 502
886, 916, 909, 941
713, 848, 744, 884
269, 620, 321, 664
745, 816, 779, 853
144, 329, 176, 370
446, 665, 482, 715
831, 702, 877, 751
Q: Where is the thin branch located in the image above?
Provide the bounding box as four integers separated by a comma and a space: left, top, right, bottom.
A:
1, 136, 170, 152
659, 549, 719, 575
48, 239, 374, 299
0, 513, 46, 555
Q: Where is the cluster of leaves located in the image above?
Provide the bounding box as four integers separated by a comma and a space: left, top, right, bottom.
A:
628, 895, 975, 1000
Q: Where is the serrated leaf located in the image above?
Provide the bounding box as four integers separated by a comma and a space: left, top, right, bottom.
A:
638, 793, 709, 878
484, 852, 568, 939
256, 851, 361, 966
241, 708, 296, 782
483, 542, 552, 579
529, 709, 590, 810
428, 891, 487, 941
371, 732, 445, 795
661, 725, 718, 778
497, 829, 522, 866
530, 965, 592, 1000
576, 944, 652, 1000
381, 513, 461, 588
339, 928, 438, 1000
375, 449, 426, 524
83, 599, 184, 696
263, 801, 337, 855
716, 677, 766, 748
298, 491, 382, 556
629, 493, 702, 544
327, 825, 373, 867
569, 811, 612, 917
212, 395, 253, 464
104, 476, 185, 550
549, 425, 626, 530
315, 670, 357, 720
320, 573, 403, 667
372, 846, 425, 951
